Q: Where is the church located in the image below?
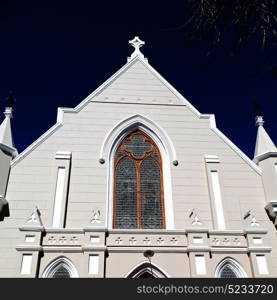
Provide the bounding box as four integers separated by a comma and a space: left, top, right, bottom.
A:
0, 37, 276, 278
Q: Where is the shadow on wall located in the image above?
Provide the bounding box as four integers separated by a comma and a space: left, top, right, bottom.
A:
0, 197, 9, 221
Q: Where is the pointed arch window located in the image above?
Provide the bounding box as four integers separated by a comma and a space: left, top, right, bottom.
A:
113, 130, 165, 229
42, 257, 78, 278
215, 258, 247, 278
126, 262, 167, 278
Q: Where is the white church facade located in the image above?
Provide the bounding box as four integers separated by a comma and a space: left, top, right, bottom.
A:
0, 37, 277, 278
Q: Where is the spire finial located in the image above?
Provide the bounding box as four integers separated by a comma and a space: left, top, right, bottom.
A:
255, 116, 264, 127
4, 107, 13, 119
128, 36, 147, 62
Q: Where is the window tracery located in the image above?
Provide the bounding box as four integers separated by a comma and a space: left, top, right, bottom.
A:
113, 130, 165, 229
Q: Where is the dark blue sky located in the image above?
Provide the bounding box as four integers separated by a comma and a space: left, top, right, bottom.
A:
0, 1, 276, 158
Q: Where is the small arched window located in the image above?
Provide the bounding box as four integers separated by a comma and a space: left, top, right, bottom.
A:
42, 257, 78, 278
113, 130, 165, 229
126, 262, 167, 278
215, 257, 247, 278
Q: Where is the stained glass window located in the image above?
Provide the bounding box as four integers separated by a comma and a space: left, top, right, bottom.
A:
113, 130, 165, 229
52, 264, 71, 278
219, 264, 238, 278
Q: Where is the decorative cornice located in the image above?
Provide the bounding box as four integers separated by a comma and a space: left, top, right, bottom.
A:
108, 229, 185, 235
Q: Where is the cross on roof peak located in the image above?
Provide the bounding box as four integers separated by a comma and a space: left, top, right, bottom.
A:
129, 36, 145, 50
128, 36, 147, 62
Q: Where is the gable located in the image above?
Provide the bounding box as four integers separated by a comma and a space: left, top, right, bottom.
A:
93, 59, 184, 105
10, 56, 261, 175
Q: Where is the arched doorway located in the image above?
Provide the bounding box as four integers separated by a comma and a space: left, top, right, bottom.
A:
126, 262, 168, 278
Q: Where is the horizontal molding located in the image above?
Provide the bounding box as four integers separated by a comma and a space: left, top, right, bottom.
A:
83, 227, 107, 232
19, 226, 45, 232
187, 246, 210, 252
185, 228, 209, 233
42, 246, 83, 253
108, 229, 186, 235
45, 228, 84, 233
248, 247, 272, 253
16, 245, 106, 253
15, 244, 272, 254
209, 230, 245, 235
19, 227, 107, 233
211, 247, 248, 254
107, 246, 271, 254
16, 245, 42, 252
244, 228, 268, 234
18, 227, 269, 236
107, 247, 187, 253
82, 246, 107, 252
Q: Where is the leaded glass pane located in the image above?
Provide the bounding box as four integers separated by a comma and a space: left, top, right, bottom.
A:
115, 147, 125, 160
124, 134, 152, 159
115, 157, 138, 228
52, 265, 71, 278
140, 157, 163, 229
219, 265, 238, 278
137, 271, 155, 278
152, 149, 160, 161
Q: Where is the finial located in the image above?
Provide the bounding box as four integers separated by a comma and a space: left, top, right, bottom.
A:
4, 107, 13, 119
255, 116, 264, 127
128, 36, 147, 62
